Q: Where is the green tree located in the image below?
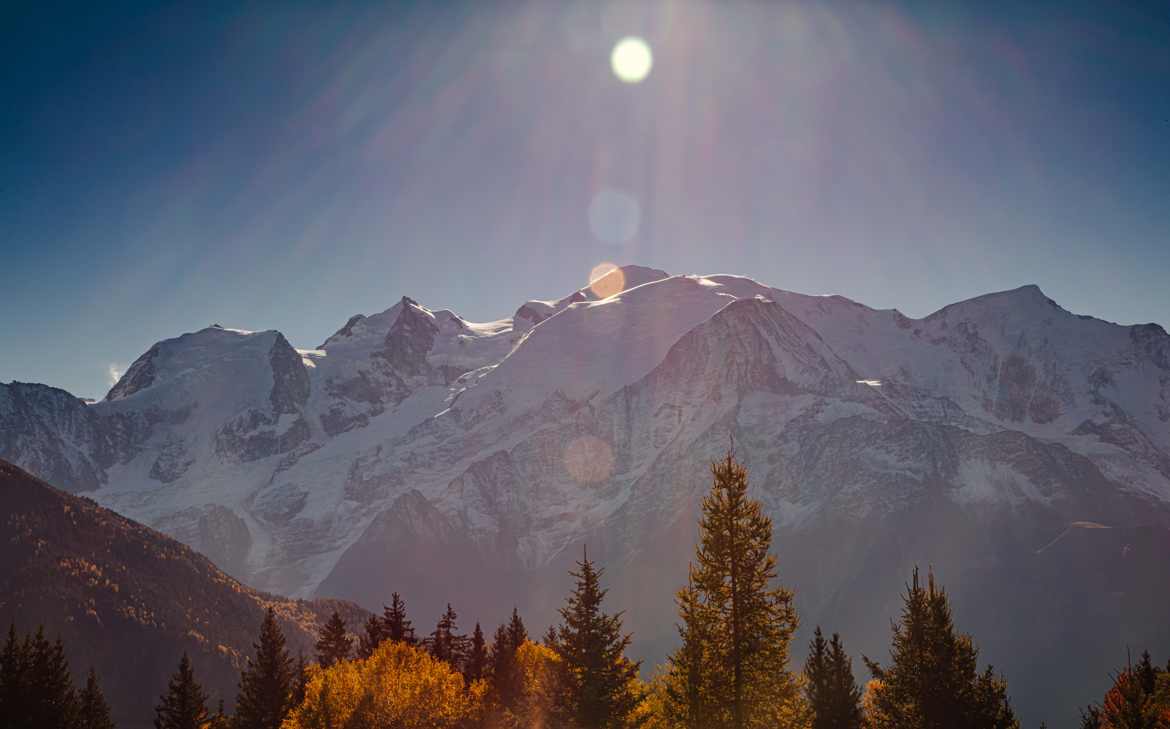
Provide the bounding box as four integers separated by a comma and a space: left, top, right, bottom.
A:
314, 611, 351, 668
465, 623, 489, 683
664, 452, 804, 729
490, 611, 529, 713
551, 547, 645, 729
428, 604, 468, 669
154, 653, 210, 729
804, 627, 862, 729
234, 607, 296, 729
78, 668, 117, 729
383, 593, 417, 645
357, 614, 385, 659
863, 568, 1019, 729
23, 627, 81, 729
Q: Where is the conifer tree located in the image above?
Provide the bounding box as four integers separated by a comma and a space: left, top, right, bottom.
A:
209, 699, 231, 729
427, 604, 468, 669
315, 611, 351, 668
465, 623, 489, 683
154, 653, 210, 729
553, 547, 645, 729
863, 568, 1019, 729
543, 625, 559, 647
664, 578, 715, 729
506, 608, 528, 652
490, 617, 526, 712
804, 627, 862, 729
383, 593, 417, 645
78, 668, 116, 729
664, 451, 803, 729
234, 607, 296, 729
26, 628, 81, 729
1079, 651, 1170, 729
357, 614, 385, 659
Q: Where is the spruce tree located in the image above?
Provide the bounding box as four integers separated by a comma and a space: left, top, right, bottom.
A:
490, 620, 524, 712
78, 668, 116, 729
27, 628, 81, 729
315, 611, 351, 667
154, 653, 210, 729
506, 608, 528, 652
863, 568, 1019, 729
356, 614, 385, 659
664, 451, 803, 729
427, 604, 468, 669
465, 623, 489, 683
383, 593, 417, 645
293, 652, 308, 708
804, 627, 862, 729
553, 547, 645, 729
234, 607, 296, 729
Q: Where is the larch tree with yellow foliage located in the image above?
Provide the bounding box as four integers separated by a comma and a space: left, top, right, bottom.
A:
663, 451, 807, 729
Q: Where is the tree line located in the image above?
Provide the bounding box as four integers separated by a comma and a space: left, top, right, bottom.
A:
1, 451, 1161, 727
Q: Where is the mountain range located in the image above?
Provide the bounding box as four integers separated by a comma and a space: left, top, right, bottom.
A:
4, 265, 1169, 724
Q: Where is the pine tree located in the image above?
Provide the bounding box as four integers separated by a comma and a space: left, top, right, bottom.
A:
543, 625, 559, 647
154, 653, 210, 729
490, 621, 524, 712
315, 611, 352, 668
863, 568, 1019, 729
506, 608, 528, 652
804, 627, 862, 729
78, 668, 116, 729
465, 623, 489, 683
357, 614, 385, 659
427, 604, 468, 669
27, 628, 81, 729
383, 593, 417, 645
664, 451, 803, 729
234, 607, 296, 729
553, 547, 645, 729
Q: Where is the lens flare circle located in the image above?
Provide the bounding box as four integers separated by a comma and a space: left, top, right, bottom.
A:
588, 262, 625, 299
588, 188, 641, 245
610, 36, 653, 83
564, 435, 615, 484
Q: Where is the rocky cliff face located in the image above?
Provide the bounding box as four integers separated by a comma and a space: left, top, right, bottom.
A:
3, 267, 1168, 724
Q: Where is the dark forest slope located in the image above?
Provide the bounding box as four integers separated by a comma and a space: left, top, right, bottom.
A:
0, 458, 367, 727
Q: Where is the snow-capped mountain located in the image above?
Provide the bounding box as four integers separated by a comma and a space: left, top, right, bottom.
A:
3, 266, 1169, 724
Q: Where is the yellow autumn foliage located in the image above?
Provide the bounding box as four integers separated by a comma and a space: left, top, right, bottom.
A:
281, 640, 485, 729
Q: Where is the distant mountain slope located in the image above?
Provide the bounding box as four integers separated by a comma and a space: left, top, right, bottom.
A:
0, 459, 367, 726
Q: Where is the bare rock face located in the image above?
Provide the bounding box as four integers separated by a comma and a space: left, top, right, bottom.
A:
3, 269, 1169, 725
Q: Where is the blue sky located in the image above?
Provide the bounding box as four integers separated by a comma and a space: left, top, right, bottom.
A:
3, 1, 1168, 399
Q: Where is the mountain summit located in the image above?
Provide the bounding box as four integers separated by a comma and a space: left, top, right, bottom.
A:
3, 268, 1168, 724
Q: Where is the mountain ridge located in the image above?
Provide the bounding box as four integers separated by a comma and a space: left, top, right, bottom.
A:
3, 265, 1169, 724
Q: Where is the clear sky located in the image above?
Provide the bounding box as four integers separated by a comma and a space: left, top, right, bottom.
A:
3, 1, 1168, 399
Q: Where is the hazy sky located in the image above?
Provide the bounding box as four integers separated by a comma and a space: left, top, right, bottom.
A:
3, 1, 1169, 399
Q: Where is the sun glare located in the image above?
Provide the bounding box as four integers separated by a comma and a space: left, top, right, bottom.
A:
610, 36, 653, 83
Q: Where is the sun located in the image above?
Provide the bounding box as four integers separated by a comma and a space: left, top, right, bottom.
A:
610, 36, 653, 83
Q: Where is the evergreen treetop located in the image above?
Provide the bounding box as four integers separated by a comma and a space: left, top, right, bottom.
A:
315, 610, 351, 668
234, 606, 296, 729
553, 547, 646, 729
154, 653, 210, 729
383, 592, 417, 645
